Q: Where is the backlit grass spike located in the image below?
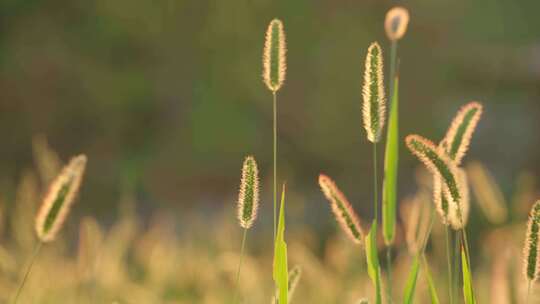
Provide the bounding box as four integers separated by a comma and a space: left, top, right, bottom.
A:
385, 6, 410, 41
405, 135, 462, 210
442, 102, 483, 165
35, 154, 87, 242
362, 42, 386, 143
523, 200, 540, 282
237, 156, 260, 229
319, 174, 364, 244
263, 19, 287, 92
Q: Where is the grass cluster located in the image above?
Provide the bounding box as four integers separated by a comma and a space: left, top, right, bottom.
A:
0, 5, 539, 304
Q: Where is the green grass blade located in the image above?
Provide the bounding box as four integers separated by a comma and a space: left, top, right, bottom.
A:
383, 77, 399, 245
461, 246, 476, 304
365, 221, 382, 304
273, 184, 288, 304
422, 255, 441, 304
402, 254, 420, 304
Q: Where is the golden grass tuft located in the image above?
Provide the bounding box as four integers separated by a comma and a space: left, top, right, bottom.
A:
237, 156, 260, 229
35, 154, 87, 242
318, 174, 364, 244
263, 19, 287, 92
385, 6, 410, 41
362, 42, 386, 143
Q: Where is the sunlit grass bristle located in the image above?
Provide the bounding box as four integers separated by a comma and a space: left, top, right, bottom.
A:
442, 101, 483, 165
318, 174, 364, 244
35, 154, 87, 242
385, 6, 410, 41
448, 168, 470, 230
405, 135, 462, 210
237, 156, 260, 229
362, 42, 386, 143
523, 200, 540, 282
263, 19, 287, 92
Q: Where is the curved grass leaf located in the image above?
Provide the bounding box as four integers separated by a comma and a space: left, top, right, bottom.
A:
403, 255, 420, 304
365, 221, 382, 304
272, 265, 302, 304
422, 255, 441, 304
383, 77, 399, 245
273, 184, 288, 304
461, 246, 476, 304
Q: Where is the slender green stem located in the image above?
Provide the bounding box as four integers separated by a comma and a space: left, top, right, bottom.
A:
12, 241, 43, 304
461, 228, 473, 270
389, 41, 397, 97
233, 228, 248, 304
273, 91, 277, 242
452, 230, 460, 303
444, 227, 454, 304
373, 143, 378, 222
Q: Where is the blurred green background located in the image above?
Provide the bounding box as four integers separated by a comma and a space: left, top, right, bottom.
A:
1, 0, 539, 228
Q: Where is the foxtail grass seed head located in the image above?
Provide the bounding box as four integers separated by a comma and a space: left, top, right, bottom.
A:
442, 102, 483, 165
263, 19, 287, 92
385, 7, 410, 41
400, 191, 431, 254
319, 174, 364, 244
237, 156, 260, 229
35, 154, 87, 242
405, 135, 462, 209
362, 42, 386, 143
523, 200, 540, 282
357, 299, 369, 304
448, 168, 470, 230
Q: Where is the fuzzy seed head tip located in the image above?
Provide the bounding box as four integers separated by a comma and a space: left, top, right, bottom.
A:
35, 154, 88, 242
385, 6, 410, 41
362, 42, 386, 143
318, 174, 364, 244
263, 19, 287, 92
237, 156, 260, 229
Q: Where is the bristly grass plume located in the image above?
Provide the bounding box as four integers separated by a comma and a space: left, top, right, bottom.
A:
234, 156, 260, 303
441, 102, 483, 165
362, 42, 386, 143
319, 174, 364, 244
13, 154, 87, 304
237, 156, 260, 229
405, 135, 462, 211
263, 19, 287, 92
35, 154, 87, 242
523, 200, 540, 283
385, 7, 410, 41
262, 18, 287, 242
